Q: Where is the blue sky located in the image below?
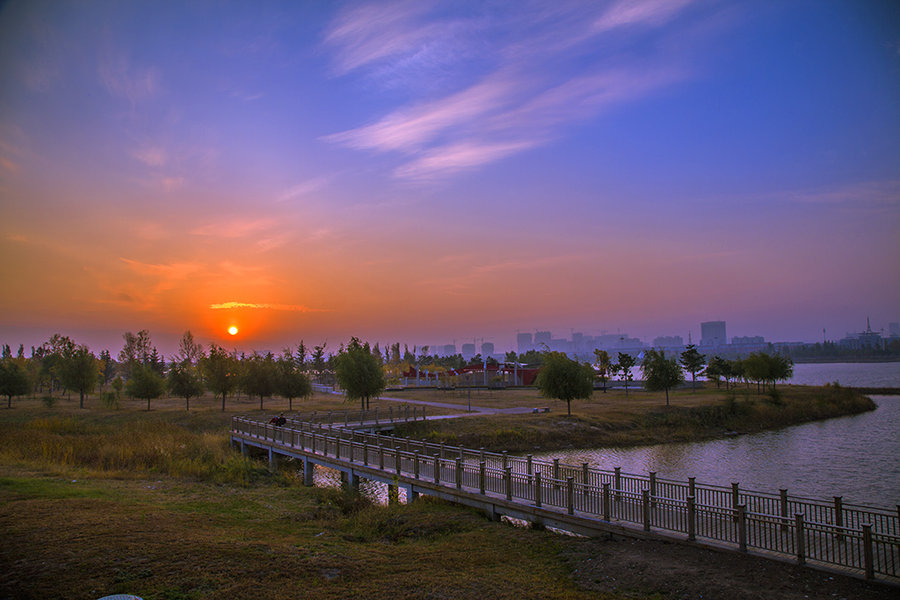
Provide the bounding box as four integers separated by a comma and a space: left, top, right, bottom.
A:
1, 0, 898, 355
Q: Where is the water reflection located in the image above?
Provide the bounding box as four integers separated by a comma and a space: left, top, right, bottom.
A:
308, 464, 406, 505
534, 396, 899, 508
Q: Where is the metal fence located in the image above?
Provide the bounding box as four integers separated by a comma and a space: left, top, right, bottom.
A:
232, 416, 900, 581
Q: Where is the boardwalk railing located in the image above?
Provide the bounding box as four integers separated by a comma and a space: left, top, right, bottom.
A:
231, 416, 900, 582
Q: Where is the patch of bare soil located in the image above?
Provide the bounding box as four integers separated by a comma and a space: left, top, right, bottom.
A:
562, 535, 898, 600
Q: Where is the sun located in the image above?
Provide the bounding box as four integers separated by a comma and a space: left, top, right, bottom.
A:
228, 325, 238, 336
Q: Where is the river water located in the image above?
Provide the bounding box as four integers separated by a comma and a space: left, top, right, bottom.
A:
536, 362, 900, 508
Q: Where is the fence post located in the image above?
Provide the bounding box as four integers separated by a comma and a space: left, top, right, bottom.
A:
567, 477, 574, 515
505, 467, 512, 501
414, 452, 420, 479
795, 513, 806, 565
780, 489, 789, 533
731, 482, 740, 522
688, 476, 695, 499
642, 489, 651, 532
687, 495, 696, 541
389, 406, 393, 423
738, 504, 747, 552
535, 472, 542, 507
502, 450, 508, 470
395, 449, 402, 475
455, 458, 462, 490
434, 455, 440, 484
362, 441, 368, 466
527, 454, 533, 475
649, 472, 657, 507
862, 523, 874, 580
479, 461, 486, 495
379, 443, 384, 470
603, 483, 610, 522
615, 467, 622, 503
582, 463, 589, 484
553, 458, 560, 485
834, 496, 844, 542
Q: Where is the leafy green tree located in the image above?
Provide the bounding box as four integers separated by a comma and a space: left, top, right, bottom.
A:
277, 350, 312, 411
679, 344, 705, 391
243, 351, 278, 410
126, 364, 165, 411
334, 337, 385, 411
0, 358, 31, 408
201, 344, 239, 411
704, 356, 728, 389
59, 344, 100, 409
534, 351, 594, 416
167, 360, 204, 411
641, 349, 684, 406
593, 349, 611, 392
742, 352, 769, 395
767, 354, 793, 391
615, 352, 637, 397
98, 349, 116, 390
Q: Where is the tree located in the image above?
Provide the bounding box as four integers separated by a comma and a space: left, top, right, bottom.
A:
277, 350, 312, 411
243, 352, 278, 411
615, 352, 637, 397
59, 344, 100, 409
641, 349, 684, 406
593, 349, 611, 392
176, 330, 205, 365
705, 356, 730, 389
98, 349, 116, 390
0, 359, 30, 408
334, 337, 385, 411
679, 344, 705, 391
126, 364, 165, 411
767, 354, 793, 391
201, 344, 238, 411
534, 351, 594, 416
742, 353, 769, 396
167, 360, 204, 410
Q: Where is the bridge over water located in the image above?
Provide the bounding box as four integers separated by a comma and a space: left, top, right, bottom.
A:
230, 412, 899, 583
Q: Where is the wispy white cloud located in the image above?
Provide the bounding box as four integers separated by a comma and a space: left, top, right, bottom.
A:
786, 180, 900, 210
133, 146, 167, 167
277, 176, 331, 202
98, 42, 161, 106
209, 301, 330, 312
190, 218, 277, 238
322, 0, 705, 180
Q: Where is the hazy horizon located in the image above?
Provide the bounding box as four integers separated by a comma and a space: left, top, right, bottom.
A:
2, 1, 898, 358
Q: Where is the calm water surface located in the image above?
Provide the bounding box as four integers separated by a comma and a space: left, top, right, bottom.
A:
537, 362, 900, 508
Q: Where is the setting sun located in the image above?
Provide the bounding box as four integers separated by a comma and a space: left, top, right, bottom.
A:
228, 326, 238, 336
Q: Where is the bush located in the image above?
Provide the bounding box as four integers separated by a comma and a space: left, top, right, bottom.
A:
41, 395, 56, 408
101, 391, 119, 410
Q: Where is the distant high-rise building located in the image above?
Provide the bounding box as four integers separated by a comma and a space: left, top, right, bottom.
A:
534, 330, 551, 349
700, 321, 727, 348
889, 322, 900, 338
516, 332, 533, 354
443, 344, 457, 356
461, 343, 476, 359
481, 342, 495, 358
652, 335, 684, 349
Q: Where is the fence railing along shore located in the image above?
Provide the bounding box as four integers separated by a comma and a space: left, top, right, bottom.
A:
231, 415, 900, 582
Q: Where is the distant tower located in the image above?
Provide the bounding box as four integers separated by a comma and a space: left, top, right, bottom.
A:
700, 321, 726, 348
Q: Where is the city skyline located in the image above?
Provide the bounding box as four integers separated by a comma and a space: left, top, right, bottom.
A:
2, 1, 899, 358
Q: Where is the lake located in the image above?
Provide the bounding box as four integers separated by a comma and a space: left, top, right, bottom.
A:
536, 362, 900, 508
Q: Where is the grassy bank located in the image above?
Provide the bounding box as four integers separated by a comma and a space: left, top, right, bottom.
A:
391, 385, 877, 453
1, 395, 893, 600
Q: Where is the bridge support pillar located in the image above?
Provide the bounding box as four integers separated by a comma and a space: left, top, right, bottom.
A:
240, 440, 248, 457
268, 449, 278, 472
402, 483, 418, 502
485, 503, 501, 522
344, 470, 360, 491
302, 457, 314, 486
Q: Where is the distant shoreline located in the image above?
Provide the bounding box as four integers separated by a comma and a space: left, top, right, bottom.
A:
791, 357, 900, 364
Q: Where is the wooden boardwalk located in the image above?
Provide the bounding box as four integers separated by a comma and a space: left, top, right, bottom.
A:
231, 415, 899, 583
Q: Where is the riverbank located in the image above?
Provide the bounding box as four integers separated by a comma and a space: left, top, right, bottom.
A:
0, 400, 894, 599
390, 385, 876, 453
